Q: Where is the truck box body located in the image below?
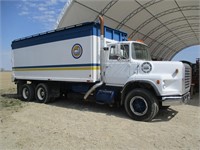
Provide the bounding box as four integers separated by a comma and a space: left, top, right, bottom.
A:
12, 22, 127, 83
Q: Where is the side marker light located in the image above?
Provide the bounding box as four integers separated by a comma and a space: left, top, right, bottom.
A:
156, 80, 160, 84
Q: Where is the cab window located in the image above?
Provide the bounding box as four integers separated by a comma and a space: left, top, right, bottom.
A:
120, 44, 129, 59
109, 45, 118, 60
109, 44, 129, 60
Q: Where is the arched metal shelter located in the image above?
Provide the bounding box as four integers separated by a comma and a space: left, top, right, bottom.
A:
56, 0, 200, 60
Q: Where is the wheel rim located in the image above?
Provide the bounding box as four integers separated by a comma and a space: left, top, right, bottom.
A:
130, 96, 148, 116
22, 87, 29, 99
37, 87, 46, 101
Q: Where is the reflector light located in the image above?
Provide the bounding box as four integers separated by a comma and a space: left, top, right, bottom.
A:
156, 80, 160, 84
136, 39, 144, 43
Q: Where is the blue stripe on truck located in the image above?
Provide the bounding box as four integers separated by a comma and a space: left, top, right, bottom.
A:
12, 22, 127, 49
12, 63, 100, 69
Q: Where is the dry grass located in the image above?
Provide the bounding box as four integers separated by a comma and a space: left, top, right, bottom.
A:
0, 72, 16, 90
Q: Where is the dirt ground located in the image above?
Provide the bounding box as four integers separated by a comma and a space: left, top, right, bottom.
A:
0, 72, 200, 150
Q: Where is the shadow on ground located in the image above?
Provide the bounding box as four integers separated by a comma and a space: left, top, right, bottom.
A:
1, 93, 179, 122
152, 108, 178, 122
1, 93, 18, 99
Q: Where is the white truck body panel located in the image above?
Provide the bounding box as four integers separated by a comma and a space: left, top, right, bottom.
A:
12, 22, 126, 83
13, 36, 99, 82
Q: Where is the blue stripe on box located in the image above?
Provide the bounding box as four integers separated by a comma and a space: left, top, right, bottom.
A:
12, 63, 100, 69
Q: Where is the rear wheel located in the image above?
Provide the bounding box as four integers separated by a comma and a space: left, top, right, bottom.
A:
124, 88, 159, 121
21, 84, 35, 101
35, 83, 51, 103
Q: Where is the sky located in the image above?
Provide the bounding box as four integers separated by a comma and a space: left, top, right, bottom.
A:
0, 0, 200, 70
172, 45, 200, 63
0, 0, 67, 70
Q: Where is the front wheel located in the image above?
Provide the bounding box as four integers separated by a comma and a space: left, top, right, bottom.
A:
124, 89, 159, 121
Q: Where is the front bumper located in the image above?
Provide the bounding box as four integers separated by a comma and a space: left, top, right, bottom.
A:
162, 92, 190, 106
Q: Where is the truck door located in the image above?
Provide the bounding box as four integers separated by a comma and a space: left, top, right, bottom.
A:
105, 44, 131, 86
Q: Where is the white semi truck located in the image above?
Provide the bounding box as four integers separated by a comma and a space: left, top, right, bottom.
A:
12, 16, 191, 121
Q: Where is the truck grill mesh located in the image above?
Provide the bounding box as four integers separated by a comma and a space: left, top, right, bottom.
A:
185, 66, 191, 89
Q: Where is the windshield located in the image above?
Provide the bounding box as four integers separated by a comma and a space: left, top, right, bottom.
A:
132, 43, 151, 60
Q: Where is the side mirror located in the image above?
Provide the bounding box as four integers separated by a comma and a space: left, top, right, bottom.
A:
103, 47, 109, 51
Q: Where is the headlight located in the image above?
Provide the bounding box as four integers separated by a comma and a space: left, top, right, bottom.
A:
162, 80, 166, 89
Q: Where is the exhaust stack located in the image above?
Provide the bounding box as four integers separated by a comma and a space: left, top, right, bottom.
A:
99, 15, 104, 40
99, 15, 105, 82
84, 15, 105, 100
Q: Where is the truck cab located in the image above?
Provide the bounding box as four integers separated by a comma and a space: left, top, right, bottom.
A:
103, 40, 191, 121
105, 41, 150, 85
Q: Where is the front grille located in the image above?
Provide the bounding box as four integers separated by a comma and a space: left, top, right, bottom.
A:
185, 65, 191, 89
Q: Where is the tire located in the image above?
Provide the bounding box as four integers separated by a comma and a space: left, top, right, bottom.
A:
17, 81, 26, 98
124, 88, 159, 122
35, 83, 50, 103
21, 84, 35, 101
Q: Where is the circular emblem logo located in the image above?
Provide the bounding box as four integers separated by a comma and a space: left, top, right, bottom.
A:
141, 62, 152, 73
71, 44, 83, 59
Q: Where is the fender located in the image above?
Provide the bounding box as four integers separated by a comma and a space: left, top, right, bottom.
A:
120, 80, 161, 105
